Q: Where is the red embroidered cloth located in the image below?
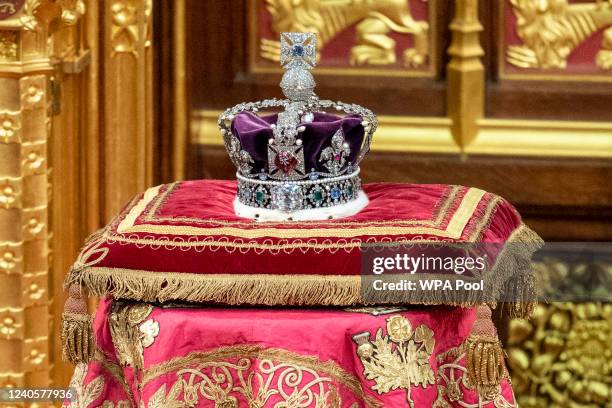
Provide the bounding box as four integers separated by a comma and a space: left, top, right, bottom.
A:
67, 180, 541, 309
65, 300, 517, 408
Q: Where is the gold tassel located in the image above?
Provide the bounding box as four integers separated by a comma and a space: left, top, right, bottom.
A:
465, 305, 507, 398
61, 284, 95, 364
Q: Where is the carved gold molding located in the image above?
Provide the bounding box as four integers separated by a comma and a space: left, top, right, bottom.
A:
509, 300, 611, 406
469, 119, 612, 158
173, 0, 187, 180
447, 0, 484, 147
190, 109, 612, 158
104, 0, 153, 219
507, 258, 612, 407
0, 0, 61, 391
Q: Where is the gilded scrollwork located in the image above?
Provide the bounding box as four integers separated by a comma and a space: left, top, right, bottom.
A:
110, 0, 152, 55
57, 0, 85, 26
0, 0, 89, 393
0, 110, 21, 144
596, 26, 612, 68
507, 0, 612, 70
0, 30, 18, 61
141, 345, 380, 408
146, 358, 356, 408
261, 0, 429, 67
352, 315, 436, 408
507, 301, 611, 407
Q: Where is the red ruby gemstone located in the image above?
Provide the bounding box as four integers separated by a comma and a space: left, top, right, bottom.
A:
275, 151, 298, 173
334, 153, 341, 161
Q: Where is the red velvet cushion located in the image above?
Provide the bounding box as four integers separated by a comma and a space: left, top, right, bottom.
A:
67, 180, 541, 309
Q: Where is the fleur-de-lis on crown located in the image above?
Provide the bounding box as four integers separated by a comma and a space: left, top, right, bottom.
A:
319, 129, 351, 175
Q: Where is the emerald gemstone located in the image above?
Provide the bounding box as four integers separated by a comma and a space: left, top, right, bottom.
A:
255, 190, 265, 204
312, 189, 323, 202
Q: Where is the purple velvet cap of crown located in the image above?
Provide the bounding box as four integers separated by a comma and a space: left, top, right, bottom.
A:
231, 111, 365, 175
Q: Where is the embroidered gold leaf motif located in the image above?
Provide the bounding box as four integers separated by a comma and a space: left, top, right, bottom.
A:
353, 315, 436, 408
144, 381, 185, 408
66, 363, 105, 408
109, 302, 155, 368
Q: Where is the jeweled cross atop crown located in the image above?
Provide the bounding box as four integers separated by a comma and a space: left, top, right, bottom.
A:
279, 33, 318, 102
280, 32, 317, 70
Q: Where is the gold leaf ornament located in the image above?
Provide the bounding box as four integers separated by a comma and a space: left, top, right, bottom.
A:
353, 315, 436, 408
387, 315, 412, 342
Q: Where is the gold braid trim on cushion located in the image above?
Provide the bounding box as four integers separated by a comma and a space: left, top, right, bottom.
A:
67, 224, 542, 316
116, 188, 487, 240
141, 344, 383, 408
140, 183, 464, 227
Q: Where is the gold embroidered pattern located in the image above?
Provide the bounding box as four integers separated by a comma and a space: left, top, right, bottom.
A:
67, 362, 131, 408
66, 363, 104, 408
433, 344, 516, 408
145, 381, 185, 408
94, 350, 135, 406
142, 344, 381, 408
109, 301, 156, 369
352, 315, 435, 408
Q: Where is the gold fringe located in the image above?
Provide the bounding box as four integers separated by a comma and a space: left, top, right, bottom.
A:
61, 312, 95, 364
79, 270, 363, 306
68, 223, 542, 314
486, 223, 543, 318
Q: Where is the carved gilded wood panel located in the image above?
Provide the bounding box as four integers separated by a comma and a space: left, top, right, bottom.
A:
249, 0, 438, 77
500, 0, 612, 81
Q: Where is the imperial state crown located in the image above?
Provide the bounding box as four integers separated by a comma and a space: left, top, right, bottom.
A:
218, 32, 377, 221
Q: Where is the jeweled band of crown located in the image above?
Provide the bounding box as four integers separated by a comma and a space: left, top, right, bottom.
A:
219, 32, 377, 213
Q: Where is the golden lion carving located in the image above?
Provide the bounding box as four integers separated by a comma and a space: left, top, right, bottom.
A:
260, 0, 430, 67
507, 0, 612, 70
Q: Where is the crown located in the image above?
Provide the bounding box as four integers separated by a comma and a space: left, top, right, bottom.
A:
219, 32, 377, 218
